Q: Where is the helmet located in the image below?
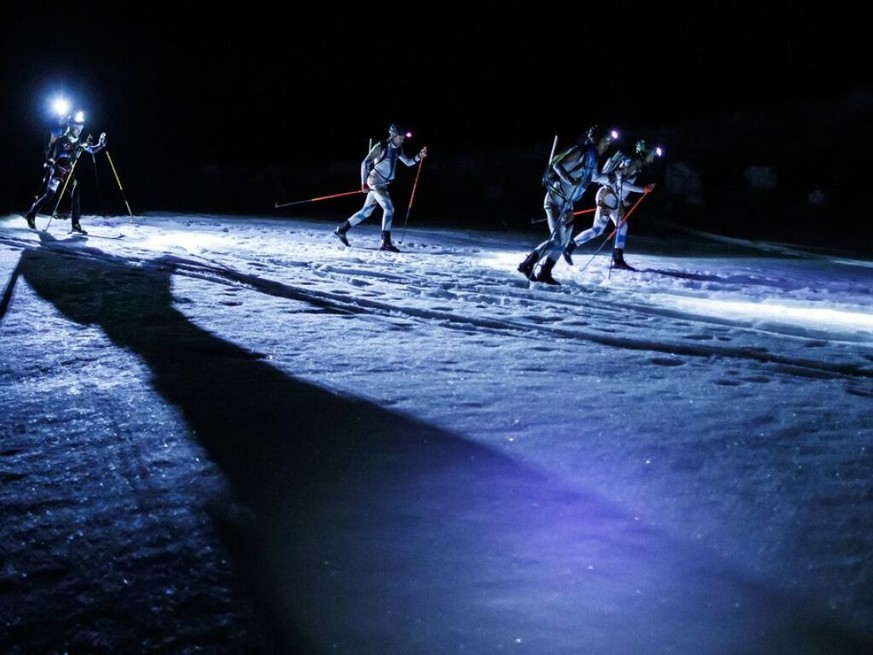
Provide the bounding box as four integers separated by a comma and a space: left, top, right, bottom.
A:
388, 123, 411, 138
67, 111, 85, 127
636, 140, 664, 160
585, 124, 619, 145
618, 155, 641, 176
584, 124, 602, 143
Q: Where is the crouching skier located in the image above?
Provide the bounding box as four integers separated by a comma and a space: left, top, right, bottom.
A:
334, 123, 427, 252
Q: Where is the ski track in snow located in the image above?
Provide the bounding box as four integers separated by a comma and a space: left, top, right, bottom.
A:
3, 213, 873, 650
3, 214, 872, 389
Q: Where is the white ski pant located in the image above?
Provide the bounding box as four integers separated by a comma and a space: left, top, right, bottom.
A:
534, 192, 575, 263
347, 186, 395, 232
573, 204, 628, 250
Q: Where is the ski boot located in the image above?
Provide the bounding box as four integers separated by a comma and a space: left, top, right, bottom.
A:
533, 258, 560, 285
380, 230, 400, 252
563, 240, 577, 266
517, 251, 538, 280
611, 248, 634, 271
334, 220, 351, 246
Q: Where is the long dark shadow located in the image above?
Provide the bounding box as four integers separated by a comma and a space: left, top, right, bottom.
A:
10, 232, 872, 654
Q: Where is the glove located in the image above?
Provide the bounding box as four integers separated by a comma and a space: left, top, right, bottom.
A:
98, 132, 106, 147
361, 184, 369, 192
644, 183, 656, 194
418, 147, 428, 159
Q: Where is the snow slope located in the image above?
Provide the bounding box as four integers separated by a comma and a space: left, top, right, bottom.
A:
1, 212, 872, 653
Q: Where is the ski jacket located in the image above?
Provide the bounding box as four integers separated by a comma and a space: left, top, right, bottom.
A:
546, 144, 609, 203
595, 157, 649, 210
46, 130, 104, 178
40, 131, 102, 196
361, 140, 418, 189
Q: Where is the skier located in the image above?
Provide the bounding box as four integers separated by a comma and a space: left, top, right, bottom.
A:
333, 123, 428, 252
24, 111, 106, 234
517, 125, 617, 285
563, 140, 659, 271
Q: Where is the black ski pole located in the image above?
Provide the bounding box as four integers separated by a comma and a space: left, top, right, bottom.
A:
47, 133, 96, 228
46, 163, 82, 231
91, 152, 104, 216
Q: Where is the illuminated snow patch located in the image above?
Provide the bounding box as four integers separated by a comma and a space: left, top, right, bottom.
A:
657, 296, 873, 335
140, 231, 230, 254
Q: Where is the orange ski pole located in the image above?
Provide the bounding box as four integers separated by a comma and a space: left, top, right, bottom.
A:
274, 189, 364, 209
398, 151, 425, 244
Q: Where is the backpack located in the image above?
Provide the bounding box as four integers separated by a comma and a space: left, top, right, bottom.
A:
365, 140, 390, 175
542, 145, 581, 188
601, 151, 627, 177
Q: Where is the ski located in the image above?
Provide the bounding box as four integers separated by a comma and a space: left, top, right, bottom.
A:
66, 231, 124, 240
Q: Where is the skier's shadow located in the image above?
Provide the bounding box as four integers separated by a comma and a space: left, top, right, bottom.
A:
8, 231, 870, 655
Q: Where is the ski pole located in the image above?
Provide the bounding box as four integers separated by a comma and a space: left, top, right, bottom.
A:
605, 191, 652, 278
532, 136, 600, 225
398, 151, 425, 244
274, 189, 364, 209
577, 191, 650, 273
577, 223, 616, 274
91, 152, 104, 216
104, 149, 134, 218
529, 135, 559, 228
607, 190, 648, 240
46, 164, 81, 231
544, 134, 558, 184
531, 207, 594, 225
49, 135, 94, 223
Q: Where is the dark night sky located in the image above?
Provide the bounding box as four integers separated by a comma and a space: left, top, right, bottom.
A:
2, 3, 868, 232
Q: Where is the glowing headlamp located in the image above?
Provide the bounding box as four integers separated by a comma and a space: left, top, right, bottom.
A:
52, 97, 71, 119
388, 124, 411, 139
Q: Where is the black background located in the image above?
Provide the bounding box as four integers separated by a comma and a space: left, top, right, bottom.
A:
2, 3, 869, 246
